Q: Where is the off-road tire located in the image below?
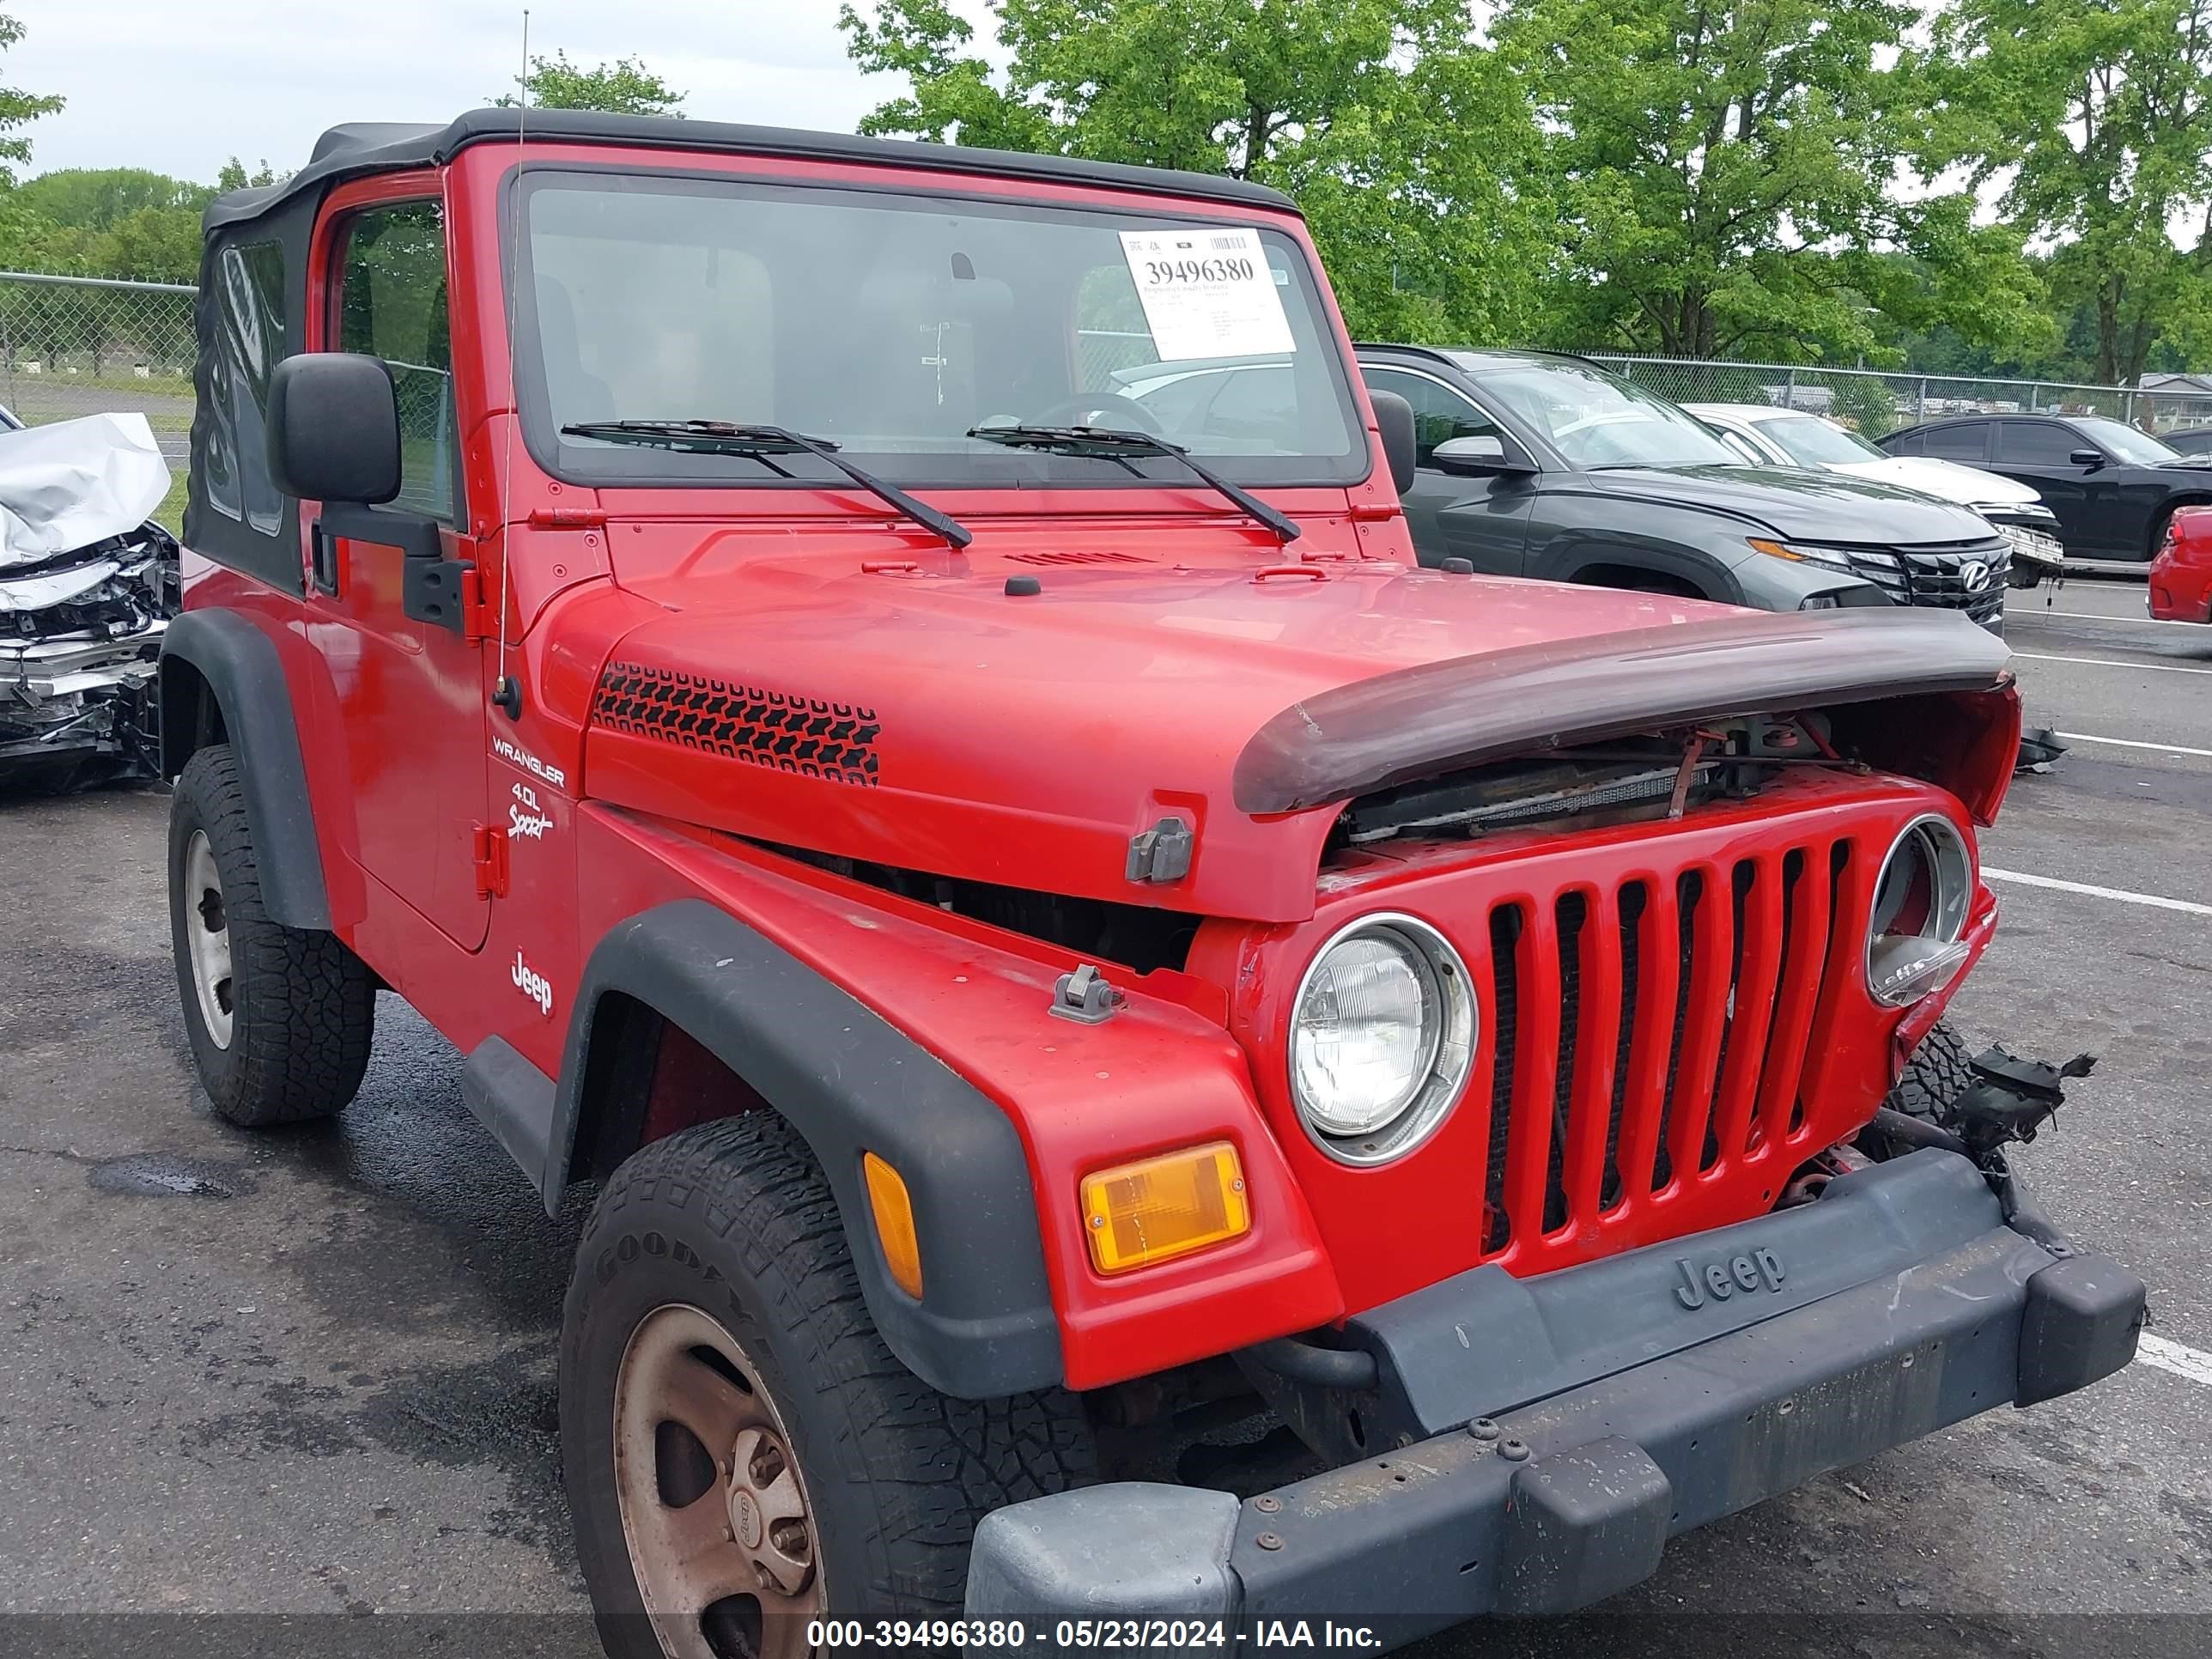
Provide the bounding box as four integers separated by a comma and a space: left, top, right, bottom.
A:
167, 744, 374, 1126
1885, 1019, 1976, 1125
563, 1112, 1096, 1655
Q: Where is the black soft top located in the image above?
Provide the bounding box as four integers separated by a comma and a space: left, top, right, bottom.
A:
204, 107, 1300, 231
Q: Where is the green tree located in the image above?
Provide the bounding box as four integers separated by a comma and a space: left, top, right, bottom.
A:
493, 50, 685, 116
1928, 0, 2212, 385
1495, 0, 2043, 364
838, 0, 1558, 343
216, 157, 286, 191
0, 9, 60, 185
15, 167, 211, 230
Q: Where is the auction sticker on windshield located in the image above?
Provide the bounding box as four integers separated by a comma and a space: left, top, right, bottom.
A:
1119, 228, 1295, 361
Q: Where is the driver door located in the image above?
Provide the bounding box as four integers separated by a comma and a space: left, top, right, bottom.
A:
1362, 365, 1534, 574
302, 190, 493, 950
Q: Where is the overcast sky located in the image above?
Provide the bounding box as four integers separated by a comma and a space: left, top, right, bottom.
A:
9, 0, 919, 184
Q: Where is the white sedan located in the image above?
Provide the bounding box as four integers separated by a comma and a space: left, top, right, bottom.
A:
1687, 401, 2065, 574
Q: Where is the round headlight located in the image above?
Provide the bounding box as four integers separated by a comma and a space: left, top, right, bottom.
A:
1289, 915, 1474, 1165
1866, 814, 1974, 1007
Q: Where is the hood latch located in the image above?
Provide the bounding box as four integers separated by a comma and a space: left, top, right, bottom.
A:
1126, 816, 1194, 884
1051, 963, 1123, 1024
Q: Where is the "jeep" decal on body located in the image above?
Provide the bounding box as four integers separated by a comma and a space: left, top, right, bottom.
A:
1673, 1247, 1786, 1310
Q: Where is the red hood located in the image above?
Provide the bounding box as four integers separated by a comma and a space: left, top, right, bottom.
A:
578, 536, 1996, 923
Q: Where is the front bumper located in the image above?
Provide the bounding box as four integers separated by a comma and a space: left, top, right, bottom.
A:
966, 1152, 2142, 1645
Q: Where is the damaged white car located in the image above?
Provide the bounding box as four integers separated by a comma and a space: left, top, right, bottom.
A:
0, 410, 178, 790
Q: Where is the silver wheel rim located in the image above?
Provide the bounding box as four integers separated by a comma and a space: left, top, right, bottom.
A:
182, 830, 235, 1050
613, 1304, 824, 1659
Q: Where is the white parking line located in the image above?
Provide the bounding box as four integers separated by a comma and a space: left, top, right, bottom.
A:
2013, 652, 2212, 676
2139, 1334, 2212, 1389
2013, 609, 2205, 630
1982, 867, 2212, 917
2055, 732, 2212, 758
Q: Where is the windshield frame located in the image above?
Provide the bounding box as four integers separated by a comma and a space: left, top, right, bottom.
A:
501, 161, 1373, 495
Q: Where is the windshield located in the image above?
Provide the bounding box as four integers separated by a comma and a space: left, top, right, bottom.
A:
1755, 414, 1885, 466
1474, 361, 1741, 469
514, 171, 1364, 489
2073, 416, 2182, 466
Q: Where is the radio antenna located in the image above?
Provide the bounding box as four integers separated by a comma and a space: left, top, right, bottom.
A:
491, 7, 531, 722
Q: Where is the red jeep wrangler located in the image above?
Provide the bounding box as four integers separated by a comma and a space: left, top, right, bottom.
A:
160, 110, 2142, 1655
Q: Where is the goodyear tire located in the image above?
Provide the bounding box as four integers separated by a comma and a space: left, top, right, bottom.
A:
167, 744, 374, 1126
563, 1112, 1094, 1659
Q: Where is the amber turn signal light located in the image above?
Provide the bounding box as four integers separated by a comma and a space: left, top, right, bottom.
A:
1081, 1142, 1250, 1275
863, 1152, 924, 1298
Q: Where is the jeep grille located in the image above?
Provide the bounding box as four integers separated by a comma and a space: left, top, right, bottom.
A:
1476, 838, 1854, 1256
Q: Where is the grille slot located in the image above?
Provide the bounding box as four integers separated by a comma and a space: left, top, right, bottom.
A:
1479, 842, 1850, 1255
1482, 905, 1522, 1254
1543, 893, 1586, 1236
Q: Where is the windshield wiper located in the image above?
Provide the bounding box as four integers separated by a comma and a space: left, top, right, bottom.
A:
560, 420, 972, 550
966, 424, 1301, 544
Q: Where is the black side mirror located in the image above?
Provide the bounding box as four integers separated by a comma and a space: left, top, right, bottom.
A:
1369, 388, 1417, 495
2068, 447, 2105, 469
1432, 434, 1530, 477
268, 353, 403, 505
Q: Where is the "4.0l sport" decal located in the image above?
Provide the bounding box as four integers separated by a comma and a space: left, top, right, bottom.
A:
509, 781, 554, 841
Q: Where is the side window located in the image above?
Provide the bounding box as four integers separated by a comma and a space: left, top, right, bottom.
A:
1364, 368, 1501, 464
1922, 422, 1990, 463
333, 200, 459, 522
1886, 428, 1924, 456
204, 238, 288, 533
1996, 422, 2085, 465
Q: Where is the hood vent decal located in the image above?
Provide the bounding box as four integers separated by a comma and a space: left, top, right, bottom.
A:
1003, 550, 1155, 566
593, 662, 880, 787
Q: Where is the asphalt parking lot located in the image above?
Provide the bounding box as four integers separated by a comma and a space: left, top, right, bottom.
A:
2, 579, 2209, 1658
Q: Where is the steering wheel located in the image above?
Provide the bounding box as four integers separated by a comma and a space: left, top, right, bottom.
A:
1030, 391, 1169, 437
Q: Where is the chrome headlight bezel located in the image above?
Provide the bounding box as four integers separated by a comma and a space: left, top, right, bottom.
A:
1288, 913, 1476, 1167
1865, 813, 1975, 1007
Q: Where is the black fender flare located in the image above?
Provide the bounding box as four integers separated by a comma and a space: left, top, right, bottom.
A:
550, 900, 1065, 1400
159, 609, 331, 931
1540, 536, 1736, 604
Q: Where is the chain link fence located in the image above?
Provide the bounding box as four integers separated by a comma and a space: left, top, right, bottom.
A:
1582, 353, 2212, 441
9, 269, 2212, 498
0, 272, 197, 513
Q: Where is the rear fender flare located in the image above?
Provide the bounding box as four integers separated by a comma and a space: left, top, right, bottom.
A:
158, 609, 331, 930
550, 900, 1065, 1400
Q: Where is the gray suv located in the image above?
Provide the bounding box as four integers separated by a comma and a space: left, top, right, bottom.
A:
1358, 347, 2013, 631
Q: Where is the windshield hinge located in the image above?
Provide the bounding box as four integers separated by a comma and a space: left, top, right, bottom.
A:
526, 506, 608, 530
471, 823, 511, 900
459, 566, 495, 644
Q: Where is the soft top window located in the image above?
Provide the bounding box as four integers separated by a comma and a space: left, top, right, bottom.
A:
203, 239, 288, 535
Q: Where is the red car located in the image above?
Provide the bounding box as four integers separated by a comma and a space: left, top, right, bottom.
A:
2150, 502, 2212, 621
156, 109, 2139, 1653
